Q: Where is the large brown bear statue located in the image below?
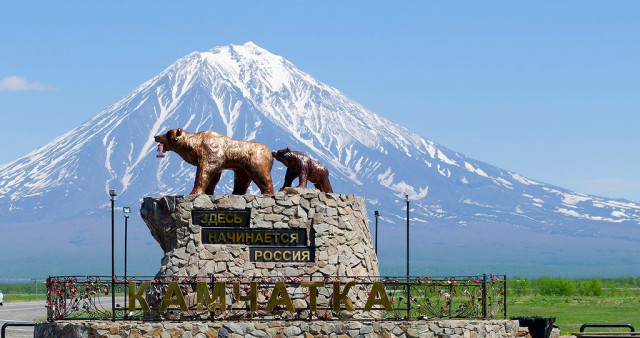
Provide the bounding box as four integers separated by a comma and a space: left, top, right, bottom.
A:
155, 128, 274, 195
272, 148, 333, 193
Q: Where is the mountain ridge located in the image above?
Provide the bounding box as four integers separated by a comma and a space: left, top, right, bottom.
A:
2, 42, 639, 227
1, 42, 639, 277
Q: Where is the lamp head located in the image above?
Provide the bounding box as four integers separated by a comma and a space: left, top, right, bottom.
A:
374, 210, 379, 217
109, 189, 117, 197
123, 207, 131, 215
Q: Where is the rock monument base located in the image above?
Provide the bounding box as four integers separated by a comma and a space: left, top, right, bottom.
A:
36, 319, 521, 338
140, 191, 380, 278
138, 191, 380, 318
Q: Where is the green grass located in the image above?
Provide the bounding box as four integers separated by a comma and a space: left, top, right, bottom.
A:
509, 295, 640, 334
1, 282, 47, 302
3, 293, 48, 302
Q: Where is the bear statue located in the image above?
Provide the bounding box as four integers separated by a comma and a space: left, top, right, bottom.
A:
154, 128, 274, 195
272, 148, 333, 193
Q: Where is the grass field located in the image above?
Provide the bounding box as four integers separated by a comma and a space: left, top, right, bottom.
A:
2, 293, 48, 302
0, 282, 48, 302
509, 295, 640, 334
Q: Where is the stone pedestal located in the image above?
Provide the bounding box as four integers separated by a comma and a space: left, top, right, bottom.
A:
36, 319, 521, 338
140, 191, 380, 278
140, 191, 380, 317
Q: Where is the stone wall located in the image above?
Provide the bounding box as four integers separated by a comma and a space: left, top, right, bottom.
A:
140, 191, 381, 316
140, 192, 380, 278
35, 319, 520, 338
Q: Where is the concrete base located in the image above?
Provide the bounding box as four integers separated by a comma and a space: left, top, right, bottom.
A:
36, 319, 519, 338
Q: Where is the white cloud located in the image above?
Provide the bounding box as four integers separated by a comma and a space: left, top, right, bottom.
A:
0, 75, 53, 91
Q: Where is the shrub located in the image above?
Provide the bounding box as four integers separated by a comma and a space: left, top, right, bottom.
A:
537, 277, 576, 296
578, 278, 603, 296
510, 276, 531, 296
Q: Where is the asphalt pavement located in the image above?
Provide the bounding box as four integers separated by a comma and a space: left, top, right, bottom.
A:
0, 300, 46, 338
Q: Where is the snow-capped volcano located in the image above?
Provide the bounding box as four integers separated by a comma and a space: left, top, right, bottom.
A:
1, 42, 639, 277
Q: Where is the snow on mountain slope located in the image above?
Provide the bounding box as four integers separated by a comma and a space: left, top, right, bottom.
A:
1, 42, 640, 241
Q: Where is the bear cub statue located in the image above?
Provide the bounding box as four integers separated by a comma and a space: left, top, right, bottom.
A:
272, 148, 333, 193
154, 128, 274, 195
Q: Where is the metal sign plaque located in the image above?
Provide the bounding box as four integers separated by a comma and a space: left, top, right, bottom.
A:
192, 209, 251, 228
202, 229, 307, 246
250, 247, 314, 262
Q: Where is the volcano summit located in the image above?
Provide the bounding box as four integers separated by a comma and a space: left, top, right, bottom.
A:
1, 42, 638, 277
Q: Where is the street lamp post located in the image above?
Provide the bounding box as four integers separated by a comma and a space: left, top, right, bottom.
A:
31, 278, 38, 301
374, 210, 379, 254
405, 193, 410, 316
123, 207, 130, 282
109, 189, 117, 322
123, 206, 130, 310
405, 194, 409, 278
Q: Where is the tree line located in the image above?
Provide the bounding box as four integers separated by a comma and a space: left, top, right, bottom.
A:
508, 276, 640, 296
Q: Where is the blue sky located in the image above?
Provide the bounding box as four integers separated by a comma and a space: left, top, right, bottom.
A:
1, 1, 639, 201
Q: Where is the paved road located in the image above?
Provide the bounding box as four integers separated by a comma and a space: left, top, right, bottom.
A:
0, 300, 46, 338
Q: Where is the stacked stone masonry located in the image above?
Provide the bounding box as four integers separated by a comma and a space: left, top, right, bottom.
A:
140, 192, 381, 279
35, 319, 520, 338
140, 191, 381, 315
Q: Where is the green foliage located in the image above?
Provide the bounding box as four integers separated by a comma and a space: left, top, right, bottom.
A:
506, 276, 639, 297
536, 277, 577, 296
578, 278, 603, 296
600, 277, 640, 289
0, 282, 42, 294
0, 282, 47, 303
509, 276, 530, 296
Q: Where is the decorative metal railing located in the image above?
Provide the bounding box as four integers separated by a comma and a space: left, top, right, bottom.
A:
46, 274, 506, 321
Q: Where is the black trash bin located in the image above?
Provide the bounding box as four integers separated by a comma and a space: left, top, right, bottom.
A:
512, 316, 556, 338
